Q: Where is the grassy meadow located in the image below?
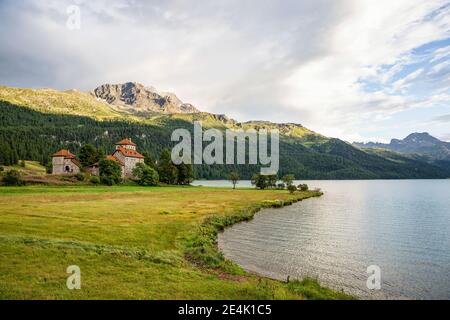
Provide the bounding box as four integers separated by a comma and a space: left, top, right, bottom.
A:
0, 185, 351, 300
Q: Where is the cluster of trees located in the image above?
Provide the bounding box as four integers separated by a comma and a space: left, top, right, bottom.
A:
249, 173, 309, 193
90, 147, 193, 187
0, 141, 19, 166
152, 149, 193, 185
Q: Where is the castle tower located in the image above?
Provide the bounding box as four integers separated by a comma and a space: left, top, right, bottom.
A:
115, 138, 136, 151
112, 138, 145, 177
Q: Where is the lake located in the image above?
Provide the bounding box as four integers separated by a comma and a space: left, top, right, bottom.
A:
194, 180, 450, 300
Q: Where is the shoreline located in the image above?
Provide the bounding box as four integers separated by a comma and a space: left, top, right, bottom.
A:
180, 190, 354, 300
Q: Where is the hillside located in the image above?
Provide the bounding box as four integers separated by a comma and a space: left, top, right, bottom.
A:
1, 84, 449, 179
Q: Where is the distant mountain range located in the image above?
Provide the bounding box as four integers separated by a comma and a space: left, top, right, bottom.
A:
354, 133, 450, 161
1, 83, 450, 179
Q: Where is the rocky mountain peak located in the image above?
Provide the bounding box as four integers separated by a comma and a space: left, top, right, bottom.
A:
91, 82, 200, 115
402, 132, 440, 144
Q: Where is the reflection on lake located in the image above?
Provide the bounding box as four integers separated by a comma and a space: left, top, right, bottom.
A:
205, 180, 450, 300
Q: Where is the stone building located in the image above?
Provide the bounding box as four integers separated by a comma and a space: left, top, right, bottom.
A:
111, 138, 145, 177
52, 139, 145, 178
52, 149, 81, 175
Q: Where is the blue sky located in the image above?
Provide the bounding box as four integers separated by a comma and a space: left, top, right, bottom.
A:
0, 0, 449, 142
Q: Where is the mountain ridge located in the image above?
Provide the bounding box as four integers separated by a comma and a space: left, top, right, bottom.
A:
354, 132, 450, 161
1, 83, 450, 179
91, 82, 200, 116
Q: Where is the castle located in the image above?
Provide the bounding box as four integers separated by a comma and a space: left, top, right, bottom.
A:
52, 138, 145, 178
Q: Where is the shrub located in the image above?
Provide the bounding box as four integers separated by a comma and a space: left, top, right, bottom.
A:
2, 170, 25, 186
90, 176, 100, 185
0, 166, 4, 172
298, 184, 309, 191
133, 163, 159, 186
75, 173, 85, 181
288, 185, 297, 194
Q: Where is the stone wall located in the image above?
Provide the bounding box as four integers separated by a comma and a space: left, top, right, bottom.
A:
52, 157, 80, 175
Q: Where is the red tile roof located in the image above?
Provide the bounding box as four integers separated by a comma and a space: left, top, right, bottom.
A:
116, 138, 136, 146
52, 149, 76, 159
70, 158, 81, 167
105, 155, 125, 166
115, 147, 145, 159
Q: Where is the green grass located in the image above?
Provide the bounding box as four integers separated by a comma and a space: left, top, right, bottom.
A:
0, 185, 353, 300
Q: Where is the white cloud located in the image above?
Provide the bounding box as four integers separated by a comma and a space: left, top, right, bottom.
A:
0, 0, 449, 142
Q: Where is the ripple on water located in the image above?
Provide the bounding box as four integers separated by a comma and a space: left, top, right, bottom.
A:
218, 180, 450, 300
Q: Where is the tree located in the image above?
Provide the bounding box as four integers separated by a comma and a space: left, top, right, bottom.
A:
99, 159, 122, 186
282, 174, 295, 187
157, 149, 178, 184
298, 184, 309, 191
45, 162, 52, 174
268, 174, 278, 188
176, 163, 193, 185
2, 169, 24, 186
277, 183, 286, 190
79, 144, 101, 167
228, 171, 240, 189
133, 163, 159, 186
142, 152, 157, 169
251, 174, 269, 190
288, 185, 297, 194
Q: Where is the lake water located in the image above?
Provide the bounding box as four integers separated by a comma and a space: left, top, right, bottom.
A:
194, 180, 450, 300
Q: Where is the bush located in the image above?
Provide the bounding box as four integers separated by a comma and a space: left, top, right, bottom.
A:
298, 184, 309, 191
19, 160, 26, 168
2, 170, 25, 186
90, 176, 100, 185
288, 185, 297, 194
133, 163, 159, 186
0, 166, 4, 173
75, 173, 85, 181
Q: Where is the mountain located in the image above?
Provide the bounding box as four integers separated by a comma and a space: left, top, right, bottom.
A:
354, 133, 450, 161
91, 82, 199, 115
1, 84, 450, 179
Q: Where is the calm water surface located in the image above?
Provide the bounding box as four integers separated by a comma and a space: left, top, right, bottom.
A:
195, 180, 450, 299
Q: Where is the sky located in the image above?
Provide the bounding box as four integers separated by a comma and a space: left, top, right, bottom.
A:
0, 0, 449, 143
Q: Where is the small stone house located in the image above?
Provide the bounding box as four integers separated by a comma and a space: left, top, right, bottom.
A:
52, 139, 145, 178
52, 149, 81, 175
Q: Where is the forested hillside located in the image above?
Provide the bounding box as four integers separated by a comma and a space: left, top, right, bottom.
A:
1, 85, 449, 179
2, 99, 449, 179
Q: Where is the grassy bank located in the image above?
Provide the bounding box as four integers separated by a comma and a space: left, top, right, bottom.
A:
0, 185, 352, 299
